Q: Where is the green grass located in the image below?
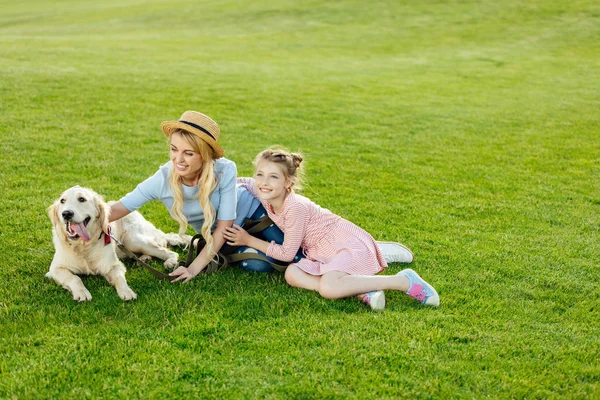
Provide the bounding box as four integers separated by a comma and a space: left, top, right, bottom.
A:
1, 0, 599, 398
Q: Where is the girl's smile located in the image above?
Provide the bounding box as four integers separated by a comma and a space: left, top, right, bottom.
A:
254, 160, 291, 212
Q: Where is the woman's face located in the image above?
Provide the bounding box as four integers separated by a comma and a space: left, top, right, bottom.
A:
170, 131, 203, 186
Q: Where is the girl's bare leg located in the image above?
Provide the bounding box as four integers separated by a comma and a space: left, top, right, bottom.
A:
286, 266, 440, 307
318, 270, 410, 299
284, 264, 321, 291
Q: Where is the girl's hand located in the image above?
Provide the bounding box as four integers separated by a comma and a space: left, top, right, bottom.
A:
169, 266, 196, 284
223, 224, 250, 246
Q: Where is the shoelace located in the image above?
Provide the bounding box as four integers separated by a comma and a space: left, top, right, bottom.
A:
361, 294, 371, 305
408, 283, 427, 302
414, 290, 427, 302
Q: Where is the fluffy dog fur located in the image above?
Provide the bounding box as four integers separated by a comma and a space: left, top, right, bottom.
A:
47, 186, 189, 301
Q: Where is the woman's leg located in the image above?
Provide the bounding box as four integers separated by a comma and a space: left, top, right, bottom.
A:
234, 204, 297, 272
237, 204, 303, 271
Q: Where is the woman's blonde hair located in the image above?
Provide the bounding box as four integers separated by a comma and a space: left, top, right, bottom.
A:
254, 148, 304, 191
168, 129, 218, 257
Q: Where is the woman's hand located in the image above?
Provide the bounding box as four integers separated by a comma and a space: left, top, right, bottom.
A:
169, 220, 233, 283
223, 224, 251, 246
169, 266, 197, 284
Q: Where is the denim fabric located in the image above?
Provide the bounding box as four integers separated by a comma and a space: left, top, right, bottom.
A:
235, 205, 304, 272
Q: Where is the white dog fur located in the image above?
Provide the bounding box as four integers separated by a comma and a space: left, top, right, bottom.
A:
47, 186, 189, 302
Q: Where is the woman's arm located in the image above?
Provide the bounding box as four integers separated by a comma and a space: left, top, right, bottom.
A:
169, 219, 234, 283
109, 201, 132, 222
116, 165, 167, 221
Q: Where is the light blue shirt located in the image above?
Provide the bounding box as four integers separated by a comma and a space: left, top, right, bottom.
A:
236, 183, 261, 226
120, 159, 260, 232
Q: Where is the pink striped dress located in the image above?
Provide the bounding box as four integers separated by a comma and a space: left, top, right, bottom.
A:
238, 178, 387, 276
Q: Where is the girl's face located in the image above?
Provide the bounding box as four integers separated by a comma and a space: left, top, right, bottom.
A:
254, 160, 291, 203
170, 132, 203, 185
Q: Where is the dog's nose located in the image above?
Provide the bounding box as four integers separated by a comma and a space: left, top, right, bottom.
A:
62, 210, 74, 220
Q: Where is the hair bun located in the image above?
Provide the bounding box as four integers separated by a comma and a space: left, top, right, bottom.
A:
291, 153, 303, 169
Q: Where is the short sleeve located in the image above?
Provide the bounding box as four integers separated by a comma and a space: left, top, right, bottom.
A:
216, 161, 237, 221
119, 168, 163, 211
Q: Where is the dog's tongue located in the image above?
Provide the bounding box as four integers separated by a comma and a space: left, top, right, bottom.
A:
71, 222, 91, 242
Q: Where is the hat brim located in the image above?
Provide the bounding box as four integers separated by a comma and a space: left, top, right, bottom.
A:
161, 121, 224, 159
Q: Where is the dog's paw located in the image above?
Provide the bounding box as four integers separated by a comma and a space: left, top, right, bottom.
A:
180, 234, 193, 245
165, 233, 192, 247
117, 286, 137, 301
72, 287, 92, 302
164, 257, 179, 270
137, 255, 152, 265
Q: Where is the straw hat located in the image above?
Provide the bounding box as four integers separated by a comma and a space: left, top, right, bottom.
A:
161, 111, 224, 159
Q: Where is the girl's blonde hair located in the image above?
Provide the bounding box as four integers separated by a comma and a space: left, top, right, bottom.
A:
168, 129, 218, 257
254, 148, 305, 191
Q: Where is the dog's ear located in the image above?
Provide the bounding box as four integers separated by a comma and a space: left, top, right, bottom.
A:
96, 195, 111, 234
48, 200, 59, 226
48, 199, 68, 242
48, 201, 58, 224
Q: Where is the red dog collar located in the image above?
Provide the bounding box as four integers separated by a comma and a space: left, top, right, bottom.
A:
104, 226, 112, 245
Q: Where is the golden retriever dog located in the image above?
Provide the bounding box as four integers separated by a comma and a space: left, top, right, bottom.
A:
47, 186, 189, 301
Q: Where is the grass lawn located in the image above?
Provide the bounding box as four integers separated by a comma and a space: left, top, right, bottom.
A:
1, 0, 599, 398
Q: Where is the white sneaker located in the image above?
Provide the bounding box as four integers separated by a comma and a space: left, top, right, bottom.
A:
358, 290, 386, 311
377, 241, 414, 263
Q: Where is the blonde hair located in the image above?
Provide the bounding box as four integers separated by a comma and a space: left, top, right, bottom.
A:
168, 129, 218, 256
254, 148, 304, 191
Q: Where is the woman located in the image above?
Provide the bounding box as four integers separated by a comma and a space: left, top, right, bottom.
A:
110, 110, 255, 282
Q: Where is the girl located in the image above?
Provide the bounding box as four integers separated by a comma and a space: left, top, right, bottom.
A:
224, 149, 440, 310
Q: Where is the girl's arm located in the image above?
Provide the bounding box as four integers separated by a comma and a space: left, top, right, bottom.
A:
264, 205, 307, 262
223, 224, 270, 253
170, 219, 234, 283
224, 202, 308, 262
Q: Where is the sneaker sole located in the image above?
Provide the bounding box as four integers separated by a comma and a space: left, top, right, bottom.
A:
370, 291, 386, 311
